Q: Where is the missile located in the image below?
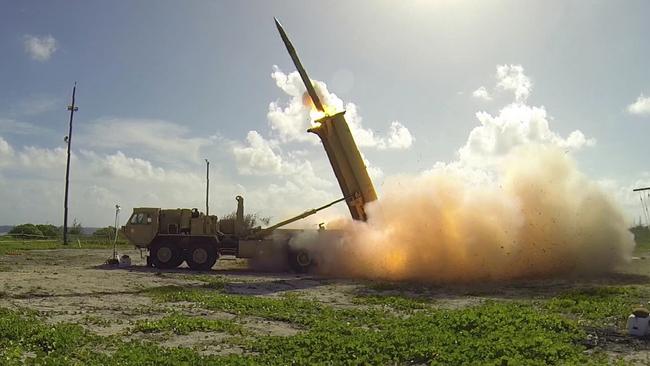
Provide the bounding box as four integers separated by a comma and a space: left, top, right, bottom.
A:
274, 17, 325, 113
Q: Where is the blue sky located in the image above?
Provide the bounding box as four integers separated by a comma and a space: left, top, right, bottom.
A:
1, 0, 649, 227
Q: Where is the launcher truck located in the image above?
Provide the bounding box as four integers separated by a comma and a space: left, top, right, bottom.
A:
121, 18, 377, 272
121, 196, 345, 272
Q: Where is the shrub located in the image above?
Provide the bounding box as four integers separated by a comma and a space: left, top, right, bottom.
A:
93, 226, 119, 240
8, 224, 43, 238
220, 212, 271, 231
35, 224, 60, 238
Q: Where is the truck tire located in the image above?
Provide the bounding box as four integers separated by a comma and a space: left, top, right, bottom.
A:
288, 249, 312, 273
150, 242, 183, 269
186, 244, 218, 271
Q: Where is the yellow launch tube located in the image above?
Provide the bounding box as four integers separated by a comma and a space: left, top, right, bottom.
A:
308, 111, 377, 221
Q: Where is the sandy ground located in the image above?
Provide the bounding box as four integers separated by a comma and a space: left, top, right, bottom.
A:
0, 248, 357, 355
1, 247, 650, 361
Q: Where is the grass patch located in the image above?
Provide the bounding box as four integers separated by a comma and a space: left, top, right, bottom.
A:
80, 315, 114, 327
131, 313, 245, 335
145, 285, 337, 326
351, 293, 432, 311
1, 281, 639, 364
545, 286, 644, 325
0, 307, 102, 363
0, 307, 244, 365
250, 301, 592, 365
0, 239, 131, 255
143, 285, 611, 365
192, 275, 229, 290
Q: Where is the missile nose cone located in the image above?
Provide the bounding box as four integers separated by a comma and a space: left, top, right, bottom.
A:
273, 17, 325, 113
274, 17, 283, 31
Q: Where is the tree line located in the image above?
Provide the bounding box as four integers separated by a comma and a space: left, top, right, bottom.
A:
6, 221, 121, 240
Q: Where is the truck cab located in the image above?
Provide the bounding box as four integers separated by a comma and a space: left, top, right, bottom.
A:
122, 207, 160, 248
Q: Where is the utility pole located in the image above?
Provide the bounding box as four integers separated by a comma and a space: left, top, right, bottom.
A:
63, 83, 78, 245
205, 159, 210, 216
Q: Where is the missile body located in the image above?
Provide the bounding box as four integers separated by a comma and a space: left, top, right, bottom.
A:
274, 18, 325, 112
273, 18, 378, 221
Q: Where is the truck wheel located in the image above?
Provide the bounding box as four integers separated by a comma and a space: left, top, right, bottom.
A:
150, 242, 183, 269
288, 249, 312, 273
186, 244, 217, 271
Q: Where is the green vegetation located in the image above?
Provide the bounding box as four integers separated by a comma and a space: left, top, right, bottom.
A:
7, 224, 47, 238
7, 223, 61, 238
80, 314, 114, 327
0, 297, 603, 365
0, 307, 244, 366
2, 280, 644, 365
220, 212, 271, 231
351, 293, 432, 310
0, 239, 64, 255
93, 226, 125, 241
0, 239, 130, 255
545, 286, 643, 325
0, 248, 645, 364
2, 220, 130, 252
140, 282, 635, 365
632, 225, 650, 251
131, 313, 245, 335
36, 224, 61, 237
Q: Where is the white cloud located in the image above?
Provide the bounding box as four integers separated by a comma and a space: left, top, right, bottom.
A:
362, 155, 384, 181
79, 118, 210, 164
458, 66, 594, 166
268, 67, 413, 150
627, 94, 650, 116
232, 130, 332, 188
16, 96, 60, 116
19, 146, 68, 169
459, 103, 595, 164
472, 86, 492, 101
23, 35, 57, 61
386, 121, 414, 149
233, 131, 284, 175
0, 144, 231, 226
0, 136, 15, 166
496, 64, 532, 102
95, 151, 165, 180
0, 118, 47, 135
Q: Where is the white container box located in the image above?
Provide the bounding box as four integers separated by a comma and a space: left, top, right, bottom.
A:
627, 314, 649, 337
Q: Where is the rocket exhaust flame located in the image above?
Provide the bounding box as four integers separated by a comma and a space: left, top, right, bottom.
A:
303, 92, 337, 120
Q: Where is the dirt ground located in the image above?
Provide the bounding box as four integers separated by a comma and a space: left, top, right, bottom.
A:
2, 247, 650, 362
0, 248, 363, 355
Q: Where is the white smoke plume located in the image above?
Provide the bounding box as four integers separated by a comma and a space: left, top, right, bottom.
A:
268, 66, 413, 149
311, 145, 634, 282
291, 65, 634, 283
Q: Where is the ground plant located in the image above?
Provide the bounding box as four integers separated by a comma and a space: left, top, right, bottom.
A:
0, 239, 648, 365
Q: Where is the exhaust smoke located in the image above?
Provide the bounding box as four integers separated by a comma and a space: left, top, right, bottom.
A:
308, 145, 634, 283
264, 60, 634, 283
